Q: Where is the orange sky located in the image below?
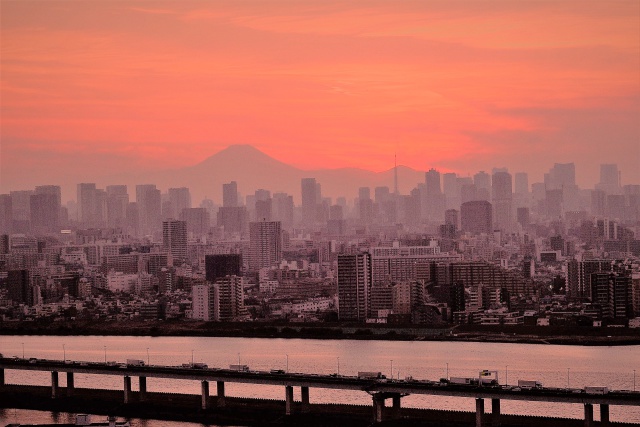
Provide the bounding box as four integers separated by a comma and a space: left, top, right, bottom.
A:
1, 0, 639, 193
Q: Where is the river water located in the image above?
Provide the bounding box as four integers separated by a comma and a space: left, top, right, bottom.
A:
1, 335, 639, 425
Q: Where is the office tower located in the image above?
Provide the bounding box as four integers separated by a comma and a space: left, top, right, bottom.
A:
301, 178, 317, 225
0, 234, 9, 254
35, 185, 62, 220
168, 187, 192, 219
359, 198, 374, 224
255, 198, 272, 222
30, 193, 59, 232
248, 220, 282, 271
545, 189, 563, 219
597, 164, 621, 194
10, 190, 33, 232
217, 206, 248, 235
591, 190, 607, 216
0, 194, 13, 234
126, 202, 140, 235
205, 254, 242, 282
460, 201, 493, 234
136, 184, 162, 235
337, 253, 372, 321
272, 192, 294, 229
179, 207, 211, 235
473, 171, 491, 201
106, 185, 129, 228
77, 183, 96, 225
442, 172, 459, 209
460, 184, 478, 203
425, 168, 445, 220
223, 181, 238, 208
517, 207, 530, 228
547, 163, 575, 189
514, 172, 529, 194
329, 204, 344, 220
445, 209, 458, 228
359, 187, 371, 201
8, 270, 31, 305
162, 220, 187, 261
492, 171, 512, 230
403, 188, 422, 226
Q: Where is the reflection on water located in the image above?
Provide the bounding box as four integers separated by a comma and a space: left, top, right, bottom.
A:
1, 335, 639, 424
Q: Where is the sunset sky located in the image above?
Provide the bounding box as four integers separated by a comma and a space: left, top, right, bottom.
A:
1, 0, 639, 196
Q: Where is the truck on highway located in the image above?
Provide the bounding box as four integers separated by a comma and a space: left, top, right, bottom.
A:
229, 364, 250, 372
449, 377, 479, 385
357, 371, 385, 380
126, 359, 145, 367
585, 386, 609, 395
518, 380, 543, 389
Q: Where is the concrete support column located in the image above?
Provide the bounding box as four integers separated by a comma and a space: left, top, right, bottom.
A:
123, 376, 132, 404
216, 381, 226, 407
391, 394, 401, 420
600, 404, 609, 427
66, 372, 74, 396
0, 368, 5, 386
475, 398, 484, 427
301, 386, 310, 413
372, 395, 385, 423
285, 385, 294, 415
584, 404, 593, 427
201, 380, 209, 410
51, 371, 59, 399
491, 398, 501, 426
139, 377, 147, 402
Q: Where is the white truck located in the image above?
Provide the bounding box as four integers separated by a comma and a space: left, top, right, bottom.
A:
518, 380, 543, 389
126, 359, 145, 367
449, 377, 479, 385
585, 386, 609, 395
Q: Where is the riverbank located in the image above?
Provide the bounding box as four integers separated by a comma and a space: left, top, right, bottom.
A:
1, 320, 639, 345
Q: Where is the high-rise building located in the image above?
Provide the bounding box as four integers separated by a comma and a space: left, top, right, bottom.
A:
514, 172, 529, 195
205, 254, 242, 282
180, 207, 211, 235
213, 275, 245, 321
30, 193, 59, 231
162, 220, 187, 261
597, 164, 620, 194
460, 201, 493, 234
358, 187, 371, 201
492, 171, 513, 230
425, 169, 445, 220
301, 178, 317, 225
248, 220, 282, 271
8, 269, 31, 305
337, 253, 372, 321
106, 185, 129, 228
473, 171, 491, 201
223, 181, 238, 208
217, 206, 248, 235
136, 184, 162, 235
168, 187, 192, 219
566, 259, 613, 300
77, 183, 97, 225
590, 272, 632, 319
0, 194, 12, 234
442, 172, 459, 210
272, 193, 294, 229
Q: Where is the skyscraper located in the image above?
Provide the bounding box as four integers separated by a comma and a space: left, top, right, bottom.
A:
162, 219, 187, 261
168, 187, 192, 218
337, 253, 372, 321
205, 254, 242, 282
301, 178, 317, 225
248, 220, 282, 271
223, 181, 238, 207
136, 184, 161, 235
460, 200, 493, 234
492, 171, 512, 230
30, 193, 59, 232
106, 185, 129, 228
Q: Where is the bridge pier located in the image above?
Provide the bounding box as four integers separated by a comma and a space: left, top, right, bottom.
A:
285, 385, 294, 415
0, 368, 4, 386
216, 381, 226, 407
201, 380, 209, 410
475, 398, 484, 427
139, 376, 147, 401
123, 376, 132, 404
66, 372, 74, 396
600, 404, 609, 426
491, 398, 501, 426
391, 394, 401, 420
584, 403, 593, 427
372, 394, 385, 423
51, 371, 59, 399
301, 386, 310, 413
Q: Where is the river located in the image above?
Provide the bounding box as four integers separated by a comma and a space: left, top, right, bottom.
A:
1, 335, 639, 425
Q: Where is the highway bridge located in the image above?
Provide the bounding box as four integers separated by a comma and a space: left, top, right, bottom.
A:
1, 357, 639, 426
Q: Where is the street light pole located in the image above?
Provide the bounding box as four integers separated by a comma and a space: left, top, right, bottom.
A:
286, 354, 289, 373
104, 346, 106, 363
337, 357, 340, 376
237, 353, 240, 366
505, 365, 508, 386
191, 350, 194, 366
63, 344, 66, 362
446, 363, 449, 380
634, 370, 636, 391
390, 360, 393, 379
147, 348, 150, 365
567, 368, 570, 388
21, 342, 24, 359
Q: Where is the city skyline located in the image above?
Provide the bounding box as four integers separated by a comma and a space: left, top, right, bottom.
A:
1, 1, 639, 195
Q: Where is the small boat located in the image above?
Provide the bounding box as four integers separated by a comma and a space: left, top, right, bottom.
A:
5, 414, 130, 427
